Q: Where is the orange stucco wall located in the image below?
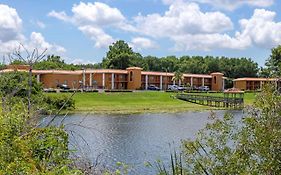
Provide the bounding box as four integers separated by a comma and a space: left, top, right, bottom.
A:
40, 74, 81, 89
4, 65, 227, 91
234, 81, 246, 90
127, 68, 142, 90
211, 73, 224, 91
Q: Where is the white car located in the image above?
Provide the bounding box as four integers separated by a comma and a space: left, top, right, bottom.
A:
198, 86, 210, 91
168, 85, 179, 91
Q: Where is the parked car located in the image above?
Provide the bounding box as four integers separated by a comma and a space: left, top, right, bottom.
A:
148, 85, 160, 90
168, 85, 179, 91
198, 86, 210, 91
57, 84, 70, 90
177, 85, 187, 91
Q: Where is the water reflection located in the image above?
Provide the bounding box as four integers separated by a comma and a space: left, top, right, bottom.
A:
43, 110, 243, 175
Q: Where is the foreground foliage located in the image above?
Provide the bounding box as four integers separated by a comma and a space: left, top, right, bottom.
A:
0, 104, 82, 174
0, 71, 82, 174
156, 85, 281, 174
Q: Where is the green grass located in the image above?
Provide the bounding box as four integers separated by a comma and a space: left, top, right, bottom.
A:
46, 91, 257, 114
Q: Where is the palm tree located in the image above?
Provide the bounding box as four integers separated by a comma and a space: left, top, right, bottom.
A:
172, 71, 184, 85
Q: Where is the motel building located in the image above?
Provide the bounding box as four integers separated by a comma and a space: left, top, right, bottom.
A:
2, 65, 225, 91
233, 77, 281, 91
3, 65, 280, 91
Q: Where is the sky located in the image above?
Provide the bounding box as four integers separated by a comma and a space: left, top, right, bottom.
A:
0, 0, 281, 66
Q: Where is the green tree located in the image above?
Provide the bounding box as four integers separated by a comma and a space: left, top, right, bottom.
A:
0, 72, 44, 112
172, 71, 184, 84
264, 45, 281, 77
102, 40, 142, 69
33, 55, 77, 70
143, 56, 162, 71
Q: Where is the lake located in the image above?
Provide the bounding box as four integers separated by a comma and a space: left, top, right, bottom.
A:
43, 110, 244, 175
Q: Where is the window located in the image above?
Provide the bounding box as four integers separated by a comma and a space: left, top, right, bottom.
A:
130, 71, 133, 81
64, 80, 68, 85
214, 76, 217, 84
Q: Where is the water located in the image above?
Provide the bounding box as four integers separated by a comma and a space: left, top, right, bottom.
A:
42, 110, 243, 174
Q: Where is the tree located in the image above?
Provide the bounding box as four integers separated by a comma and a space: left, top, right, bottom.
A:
33, 55, 77, 70
264, 45, 281, 77
102, 40, 142, 69
172, 71, 184, 84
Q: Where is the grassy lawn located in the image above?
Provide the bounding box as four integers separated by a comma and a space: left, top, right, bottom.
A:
46, 91, 257, 114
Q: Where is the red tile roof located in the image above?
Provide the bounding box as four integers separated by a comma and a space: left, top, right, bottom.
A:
233, 78, 278, 81
1, 67, 218, 78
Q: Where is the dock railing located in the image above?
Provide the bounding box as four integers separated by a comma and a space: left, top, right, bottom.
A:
176, 93, 244, 109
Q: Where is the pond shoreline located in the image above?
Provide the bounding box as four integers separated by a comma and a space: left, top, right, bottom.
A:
48, 92, 255, 115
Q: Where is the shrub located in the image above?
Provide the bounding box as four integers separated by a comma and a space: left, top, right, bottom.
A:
0, 105, 82, 174
44, 94, 75, 111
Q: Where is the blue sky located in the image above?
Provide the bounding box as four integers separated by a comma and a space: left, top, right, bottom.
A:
0, 0, 281, 66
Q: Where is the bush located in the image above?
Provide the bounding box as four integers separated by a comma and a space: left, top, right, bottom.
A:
44, 94, 75, 111
0, 105, 82, 174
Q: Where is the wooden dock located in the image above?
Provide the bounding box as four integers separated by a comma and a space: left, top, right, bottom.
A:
176, 93, 244, 109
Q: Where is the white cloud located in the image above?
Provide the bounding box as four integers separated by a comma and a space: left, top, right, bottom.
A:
163, 0, 275, 10
29, 32, 66, 53
36, 21, 46, 29
48, 10, 71, 22
72, 2, 125, 26
0, 4, 65, 55
130, 37, 158, 50
133, 2, 233, 38
236, 9, 281, 48
171, 33, 251, 51
48, 2, 132, 48
70, 58, 95, 65
78, 25, 114, 48
169, 8, 281, 51
0, 4, 24, 53
48, 1, 281, 52
134, 1, 281, 51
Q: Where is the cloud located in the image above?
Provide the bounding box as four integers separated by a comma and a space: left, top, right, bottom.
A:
133, 2, 233, 38
78, 25, 114, 48
0, 4, 65, 55
48, 10, 71, 22
171, 33, 251, 51
72, 2, 125, 26
70, 58, 95, 65
48, 1, 281, 52
130, 37, 158, 50
0, 4, 24, 53
48, 2, 133, 48
36, 21, 46, 29
237, 9, 281, 49
134, 1, 281, 51
29, 32, 66, 53
169, 8, 281, 51
163, 0, 275, 10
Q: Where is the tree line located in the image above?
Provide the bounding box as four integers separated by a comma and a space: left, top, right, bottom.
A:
5, 40, 281, 79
